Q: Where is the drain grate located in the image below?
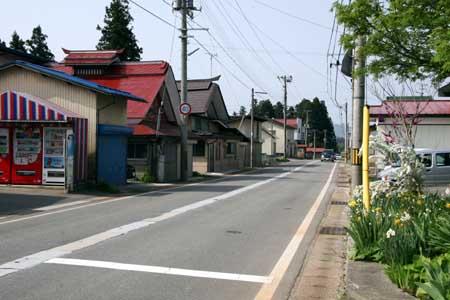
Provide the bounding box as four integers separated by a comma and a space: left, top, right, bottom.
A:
331, 200, 348, 205
319, 226, 347, 235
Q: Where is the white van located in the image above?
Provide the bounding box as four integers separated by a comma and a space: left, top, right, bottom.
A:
377, 148, 450, 185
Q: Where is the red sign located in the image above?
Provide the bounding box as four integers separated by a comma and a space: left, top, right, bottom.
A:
179, 102, 192, 116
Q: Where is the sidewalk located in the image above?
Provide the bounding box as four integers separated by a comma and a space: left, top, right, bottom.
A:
289, 163, 350, 300
288, 162, 419, 300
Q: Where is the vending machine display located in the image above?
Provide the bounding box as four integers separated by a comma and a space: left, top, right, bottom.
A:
12, 128, 42, 184
0, 128, 11, 183
43, 128, 66, 185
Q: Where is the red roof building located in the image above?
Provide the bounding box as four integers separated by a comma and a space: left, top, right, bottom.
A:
51, 49, 184, 182
51, 50, 182, 137
370, 98, 450, 117
274, 118, 297, 129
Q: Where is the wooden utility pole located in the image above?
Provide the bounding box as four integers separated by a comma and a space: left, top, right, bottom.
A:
278, 75, 292, 158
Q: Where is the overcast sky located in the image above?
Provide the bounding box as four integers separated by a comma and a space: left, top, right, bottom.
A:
1, 0, 381, 128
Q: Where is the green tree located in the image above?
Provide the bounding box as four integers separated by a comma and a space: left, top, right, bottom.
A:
9, 31, 27, 52
26, 26, 54, 60
239, 106, 247, 116
287, 106, 296, 118
254, 99, 275, 118
97, 0, 143, 61
273, 101, 284, 118
333, 0, 450, 83
0, 38, 6, 47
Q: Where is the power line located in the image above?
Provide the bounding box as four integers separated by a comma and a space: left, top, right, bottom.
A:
129, 0, 176, 29
138, 0, 264, 92
254, 0, 337, 32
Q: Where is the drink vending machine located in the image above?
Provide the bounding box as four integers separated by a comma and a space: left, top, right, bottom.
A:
12, 128, 42, 185
0, 128, 11, 184
43, 128, 66, 185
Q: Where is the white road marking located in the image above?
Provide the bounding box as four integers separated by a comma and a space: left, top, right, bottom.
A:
33, 200, 90, 211
254, 163, 337, 300
45, 258, 273, 283
0, 161, 315, 278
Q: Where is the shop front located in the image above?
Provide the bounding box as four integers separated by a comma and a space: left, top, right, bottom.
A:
0, 91, 88, 187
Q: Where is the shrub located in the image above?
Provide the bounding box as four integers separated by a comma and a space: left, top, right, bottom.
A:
141, 169, 156, 183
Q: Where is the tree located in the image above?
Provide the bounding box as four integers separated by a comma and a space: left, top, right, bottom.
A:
287, 106, 296, 118
26, 26, 54, 60
273, 101, 284, 118
97, 0, 143, 61
0, 38, 6, 47
254, 99, 275, 118
239, 106, 247, 116
333, 0, 450, 83
9, 31, 26, 52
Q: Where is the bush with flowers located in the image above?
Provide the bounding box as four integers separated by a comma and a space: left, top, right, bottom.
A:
347, 135, 450, 299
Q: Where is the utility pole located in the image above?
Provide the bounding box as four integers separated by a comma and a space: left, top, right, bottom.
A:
250, 88, 254, 169
304, 110, 311, 146
174, 0, 198, 181
344, 101, 348, 163
323, 129, 327, 149
251, 89, 267, 168
313, 129, 317, 159
278, 75, 292, 159
351, 36, 366, 188
207, 52, 217, 77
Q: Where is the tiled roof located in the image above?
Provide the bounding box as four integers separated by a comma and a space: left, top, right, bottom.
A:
130, 121, 180, 137
0, 44, 51, 64
274, 118, 297, 129
52, 60, 170, 119
177, 79, 228, 118
370, 99, 450, 116
0, 60, 145, 102
62, 48, 123, 65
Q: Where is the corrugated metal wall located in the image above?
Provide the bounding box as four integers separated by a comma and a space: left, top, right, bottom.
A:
0, 67, 98, 177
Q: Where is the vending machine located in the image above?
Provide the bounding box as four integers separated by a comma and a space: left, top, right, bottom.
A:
12, 127, 43, 185
0, 128, 11, 184
42, 128, 66, 185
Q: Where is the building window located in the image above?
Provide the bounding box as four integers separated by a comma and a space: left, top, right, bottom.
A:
128, 143, 148, 159
226, 142, 237, 155
193, 140, 206, 157
192, 118, 208, 131
436, 152, 450, 167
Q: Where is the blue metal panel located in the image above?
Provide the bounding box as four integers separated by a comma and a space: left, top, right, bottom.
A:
97, 125, 131, 186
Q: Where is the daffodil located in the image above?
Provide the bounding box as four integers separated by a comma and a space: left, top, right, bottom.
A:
394, 218, 401, 226
445, 203, 450, 209
375, 207, 382, 214
348, 200, 357, 208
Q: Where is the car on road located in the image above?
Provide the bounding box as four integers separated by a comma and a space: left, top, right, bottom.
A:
377, 148, 450, 185
321, 149, 335, 162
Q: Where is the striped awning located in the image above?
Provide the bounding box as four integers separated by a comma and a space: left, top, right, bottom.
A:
0, 90, 81, 122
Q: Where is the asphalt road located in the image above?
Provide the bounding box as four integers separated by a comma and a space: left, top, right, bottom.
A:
0, 160, 336, 300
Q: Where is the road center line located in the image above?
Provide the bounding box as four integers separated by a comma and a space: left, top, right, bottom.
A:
45, 258, 272, 283
0, 166, 266, 226
33, 200, 91, 211
0, 161, 315, 278
254, 163, 337, 300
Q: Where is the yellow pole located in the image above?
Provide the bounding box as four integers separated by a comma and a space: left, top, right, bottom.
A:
362, 105, 370, 212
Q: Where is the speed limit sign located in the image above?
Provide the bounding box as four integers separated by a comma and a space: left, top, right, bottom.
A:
179, 102, 192, 116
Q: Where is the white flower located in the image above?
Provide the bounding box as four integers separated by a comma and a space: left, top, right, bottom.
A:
445, 187, 450, 196
400, 212, 411, 222
386, 229, 396, 239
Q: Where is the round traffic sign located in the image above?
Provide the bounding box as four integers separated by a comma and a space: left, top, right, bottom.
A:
179, 102, 192, 116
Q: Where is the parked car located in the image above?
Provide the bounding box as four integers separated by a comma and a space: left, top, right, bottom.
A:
321, 149, 335, 162
377, 148, 450, 185
335, 153, 342, 160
